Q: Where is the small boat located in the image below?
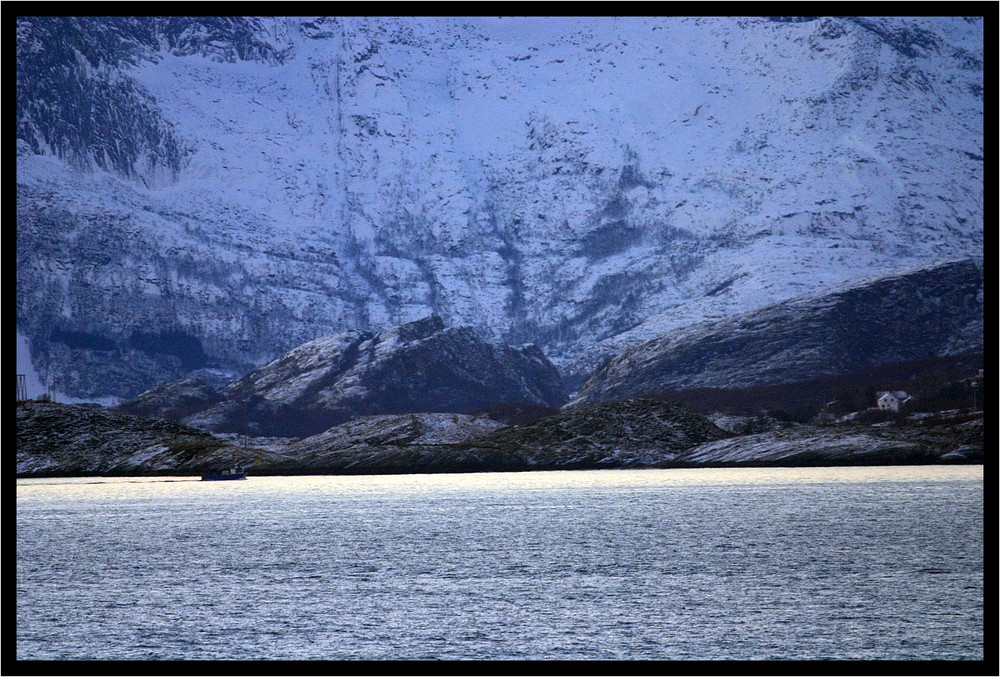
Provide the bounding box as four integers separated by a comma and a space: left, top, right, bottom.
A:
202, 416, 252, 481
202, 448, 247, 481
201, 466, 247, 481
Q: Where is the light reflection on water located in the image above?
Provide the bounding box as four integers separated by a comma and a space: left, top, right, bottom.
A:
17, 466, 983, 661
16, 463, 984, 493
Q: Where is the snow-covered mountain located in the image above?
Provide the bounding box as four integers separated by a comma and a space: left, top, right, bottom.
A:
16, 16, 984, 400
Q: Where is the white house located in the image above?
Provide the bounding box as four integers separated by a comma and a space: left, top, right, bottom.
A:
876, 391, 910, 412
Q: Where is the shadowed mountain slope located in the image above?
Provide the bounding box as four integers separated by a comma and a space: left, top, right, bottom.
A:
571, 258, 983, 405
176, 315, 567, 438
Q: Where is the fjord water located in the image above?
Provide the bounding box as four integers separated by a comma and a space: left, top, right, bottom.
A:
17, 466, 982, 661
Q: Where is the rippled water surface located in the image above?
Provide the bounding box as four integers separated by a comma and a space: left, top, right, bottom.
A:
17, 466, 983, 660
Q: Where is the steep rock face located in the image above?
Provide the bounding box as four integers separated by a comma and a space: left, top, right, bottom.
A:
16, 16, 984, 400
16, 17, 290, 184
571, 258, 983, 405
183, 315, 568, 438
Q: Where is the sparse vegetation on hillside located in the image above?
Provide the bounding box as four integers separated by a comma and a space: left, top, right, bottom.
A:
643, 352, 983, 421
468, 401, 562, 425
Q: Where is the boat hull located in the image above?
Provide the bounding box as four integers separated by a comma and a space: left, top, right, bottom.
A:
201, 472, 247, 481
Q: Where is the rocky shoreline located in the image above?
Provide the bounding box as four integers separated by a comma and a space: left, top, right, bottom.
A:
16, 400, 983, 479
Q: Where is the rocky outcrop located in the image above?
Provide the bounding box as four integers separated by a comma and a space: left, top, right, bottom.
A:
15, 401, 289, 477
275, 402, 982, 474
463, 399, 732, 469
279, 412, 509, 474
249, 398, 733, 474
182, 316, 568, 438
681, 413, 983, 466
572, 259, 984, 405
16, 400, 982, 478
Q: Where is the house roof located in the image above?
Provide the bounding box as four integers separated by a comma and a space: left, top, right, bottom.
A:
876, 391, 909, 400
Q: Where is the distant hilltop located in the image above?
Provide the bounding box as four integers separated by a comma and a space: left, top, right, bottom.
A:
117, 315, 568, 438
571, 259, 983, 405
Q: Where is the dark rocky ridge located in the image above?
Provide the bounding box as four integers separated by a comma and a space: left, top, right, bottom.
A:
158, 316, 568, 439
461, 399, 733, 470
572, 258, 983, 406
278, 412, 510, 474
16, 401, 289, 477
17, 399, 981, 478
683, 411, 983, 466
275, 399, 731, 474
115, 376, 223, 420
